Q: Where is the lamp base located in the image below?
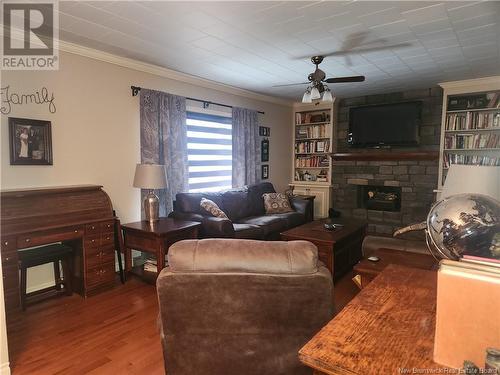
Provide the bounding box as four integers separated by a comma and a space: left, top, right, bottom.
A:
144, 190, 160, 223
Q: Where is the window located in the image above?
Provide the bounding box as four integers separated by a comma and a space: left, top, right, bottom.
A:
186, 110, 232, 192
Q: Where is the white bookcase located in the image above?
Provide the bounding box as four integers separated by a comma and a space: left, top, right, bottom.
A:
290, 101, 335, 218
437, 77, 500, 196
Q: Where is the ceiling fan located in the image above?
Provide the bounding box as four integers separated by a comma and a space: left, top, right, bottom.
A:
273, 55, 365, 103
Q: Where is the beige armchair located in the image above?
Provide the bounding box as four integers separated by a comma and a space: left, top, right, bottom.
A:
156, 239, 333, 375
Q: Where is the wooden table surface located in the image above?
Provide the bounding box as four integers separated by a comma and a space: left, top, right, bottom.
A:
280, 218, 366, 244
299, 264, 450, 375
121, 218, 201, 236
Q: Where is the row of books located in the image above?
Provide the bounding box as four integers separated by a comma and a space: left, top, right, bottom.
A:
444, 133, 500, 150
295, 111, 330, 125
447, 91, 500, 111
296, 124, 330, 139
443, 154, 500, 168
295, 156, 329, 168
445, 111, 500, 130
295, 140, 330, 154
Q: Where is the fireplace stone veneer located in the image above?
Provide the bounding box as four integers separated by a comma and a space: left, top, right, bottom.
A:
332, 88, 442, 238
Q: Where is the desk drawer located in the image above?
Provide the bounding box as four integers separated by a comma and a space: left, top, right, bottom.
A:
86, 247, 115, 268
86, 262, 114, 288
100, 232, 114, 246
84, 235, 100, 249
17, 226, 84, 248
1, 237, 16, 253
85, 223, 100, 235
101, 220, 114, 234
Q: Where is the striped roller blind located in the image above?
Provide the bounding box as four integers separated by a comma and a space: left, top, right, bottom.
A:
187, 111, 233, 192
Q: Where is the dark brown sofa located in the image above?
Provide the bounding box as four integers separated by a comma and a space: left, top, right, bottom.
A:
169, 182, 313, 240
156, 239, 334, 375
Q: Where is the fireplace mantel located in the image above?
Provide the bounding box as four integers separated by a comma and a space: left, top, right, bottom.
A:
331, 151, 439, 161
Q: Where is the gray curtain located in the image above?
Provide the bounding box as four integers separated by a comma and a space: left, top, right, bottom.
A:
232, 107, 260, 187
140, 89, 188, 216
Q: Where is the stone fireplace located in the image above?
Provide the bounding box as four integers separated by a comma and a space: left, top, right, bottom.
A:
332, 88, 443, 239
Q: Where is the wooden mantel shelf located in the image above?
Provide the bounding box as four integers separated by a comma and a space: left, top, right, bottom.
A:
331, 151, 439, 161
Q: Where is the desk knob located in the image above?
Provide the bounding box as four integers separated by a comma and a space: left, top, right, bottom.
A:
3, 241, 8, 246
25, 238, 30, 243
91, 239, 95, 243
4, 257, 9, 261
91, 226, 95, 230
74, 230, 78, 233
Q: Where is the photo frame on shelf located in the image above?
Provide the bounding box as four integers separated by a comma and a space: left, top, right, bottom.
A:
9, 117, 53, 165
261, 139, 269, 162
261, 165, 269, 180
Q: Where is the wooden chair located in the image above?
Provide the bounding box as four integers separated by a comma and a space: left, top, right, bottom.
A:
114, 216, 125, 283
18, 244, 73, 310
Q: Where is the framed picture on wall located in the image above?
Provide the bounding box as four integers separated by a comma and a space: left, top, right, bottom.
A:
261, 139, 269, 162
261, 165, 269, 180
9, 117, 53, 165
259, 126, 270, 136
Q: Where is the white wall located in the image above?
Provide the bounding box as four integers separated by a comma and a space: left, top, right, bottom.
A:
1, 50, 293, 291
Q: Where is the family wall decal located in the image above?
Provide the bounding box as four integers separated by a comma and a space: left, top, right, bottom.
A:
0, 85, 56, 114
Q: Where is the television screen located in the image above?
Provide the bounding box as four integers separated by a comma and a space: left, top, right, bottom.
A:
348, 101, 422, 147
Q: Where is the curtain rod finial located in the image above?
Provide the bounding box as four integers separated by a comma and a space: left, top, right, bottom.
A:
131, 86, 141, 96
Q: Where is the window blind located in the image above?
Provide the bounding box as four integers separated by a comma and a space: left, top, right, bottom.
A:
186, 111, 232, 192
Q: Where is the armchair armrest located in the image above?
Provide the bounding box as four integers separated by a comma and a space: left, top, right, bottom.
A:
290, 197, 313, 222
201, 216, 235, 238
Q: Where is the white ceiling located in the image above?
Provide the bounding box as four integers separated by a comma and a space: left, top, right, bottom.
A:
57, 1, 500, 100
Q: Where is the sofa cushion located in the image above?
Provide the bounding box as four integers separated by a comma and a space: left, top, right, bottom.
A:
271, 212, 305, 228
200, 198, 229, 219
263, 193, 294, 214
176, 192, 222, 214
236, 215, 288, 236
221, 190, 251, 221
246, 182, 276, 216
167, 239, 319, 274
233, 223, 264, 240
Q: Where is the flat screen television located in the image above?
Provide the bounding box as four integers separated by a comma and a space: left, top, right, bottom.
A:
348, 101, 422, 147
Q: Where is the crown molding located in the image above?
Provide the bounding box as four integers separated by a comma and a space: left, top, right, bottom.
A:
58, 40, 293, 108
439, 76, 500, 92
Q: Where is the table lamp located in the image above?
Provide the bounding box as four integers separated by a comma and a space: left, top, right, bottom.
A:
133, 163, 167, 223
441, 164, 500, 200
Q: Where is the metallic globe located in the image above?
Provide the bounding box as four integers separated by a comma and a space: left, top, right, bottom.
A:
394, 194, 500, 261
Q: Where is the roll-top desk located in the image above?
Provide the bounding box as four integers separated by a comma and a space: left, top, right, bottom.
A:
1, 185, 117, 321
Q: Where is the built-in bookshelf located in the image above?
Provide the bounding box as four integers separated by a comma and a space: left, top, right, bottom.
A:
293, 104, 334, 184
290, 102, 335, 219
438, 78, 500, 191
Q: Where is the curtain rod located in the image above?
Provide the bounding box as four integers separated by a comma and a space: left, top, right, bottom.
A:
130, 86, 265, 115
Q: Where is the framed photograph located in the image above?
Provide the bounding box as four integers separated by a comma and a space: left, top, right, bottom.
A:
259, 126, 270, 136
261, 139, 269, 162
9, 117, 53, 165
261, 164, 269, 180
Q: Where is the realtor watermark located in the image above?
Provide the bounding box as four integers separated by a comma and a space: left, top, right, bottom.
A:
2, 0, 59, 70
399, 368, 498, 374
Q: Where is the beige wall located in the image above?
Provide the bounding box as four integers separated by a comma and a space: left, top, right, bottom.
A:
1, 51, 292, 291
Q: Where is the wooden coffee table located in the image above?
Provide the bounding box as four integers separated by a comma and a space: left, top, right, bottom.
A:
281, 219, 367, 279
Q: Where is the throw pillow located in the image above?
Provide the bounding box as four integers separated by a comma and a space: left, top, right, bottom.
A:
200, 198, 229, 219
262, 193, 294, 214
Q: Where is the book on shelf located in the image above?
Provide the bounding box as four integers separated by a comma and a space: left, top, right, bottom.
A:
444, 133, 499, 149
443, 153, 500, 168
445, 111, 500, 130
295, 124, 329, 139
295, 111, 330, 125
294, 169, 329, 182
295, 140, 330, 153
295, 155, 329, 168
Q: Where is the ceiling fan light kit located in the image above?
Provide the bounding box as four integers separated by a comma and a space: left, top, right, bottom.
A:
302, 89, 312, 103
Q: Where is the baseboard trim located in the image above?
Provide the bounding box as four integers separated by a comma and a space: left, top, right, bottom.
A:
0, 362, 11, 375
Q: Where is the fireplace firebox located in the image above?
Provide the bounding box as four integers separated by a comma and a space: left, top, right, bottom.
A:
358, 185, 401, 212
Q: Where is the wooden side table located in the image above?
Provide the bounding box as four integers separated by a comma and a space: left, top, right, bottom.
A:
121, 218, 200, 278
353, 247, 437, 289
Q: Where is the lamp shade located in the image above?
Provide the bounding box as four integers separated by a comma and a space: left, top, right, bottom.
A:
322, 88, 333, 102
302, 89, 312, 103
441, 165, 500, 200
133, 163, 167, 189
310, 87, 321, 100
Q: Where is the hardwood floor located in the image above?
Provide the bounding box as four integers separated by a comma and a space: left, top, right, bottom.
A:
7, 273, 360, 374
8, 277, 164, 375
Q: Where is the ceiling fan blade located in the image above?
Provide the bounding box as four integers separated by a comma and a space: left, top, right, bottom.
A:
325, 76, 365, 83
272, 82, 309, 87
320, 43, 412, 58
